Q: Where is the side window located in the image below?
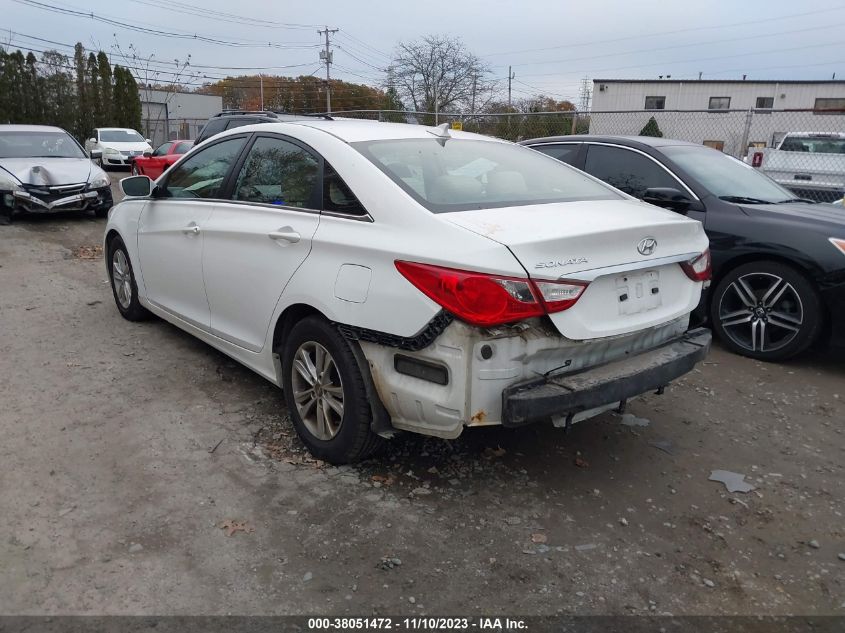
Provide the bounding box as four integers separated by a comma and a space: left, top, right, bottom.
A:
324, 162, 367, 216
174, 142, 192, 155
200, 119, 227, 141
532, 144, 580, 165
152, 142, 173, 157
161, 137, 246, 199
583, 145, 680, 198
233, 136, 319, 209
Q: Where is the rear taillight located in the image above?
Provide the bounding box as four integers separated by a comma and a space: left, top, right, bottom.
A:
681, 249, 712, 282
395, 261, 588, 327
751, 152, 763, 168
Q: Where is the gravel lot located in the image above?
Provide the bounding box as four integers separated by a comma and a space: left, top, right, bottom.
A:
1, 182, 843, 615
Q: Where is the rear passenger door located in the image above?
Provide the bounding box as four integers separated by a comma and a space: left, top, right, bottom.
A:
201, 134, 322, 352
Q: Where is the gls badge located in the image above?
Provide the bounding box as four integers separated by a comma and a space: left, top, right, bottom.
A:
637, 237, 657, 256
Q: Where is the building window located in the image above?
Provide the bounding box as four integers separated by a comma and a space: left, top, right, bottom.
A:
755, 97, 774, 109
644, 96, 666, 110
702, 140, 725, 151
814, 98, 845, 113
708, 97, 731, 110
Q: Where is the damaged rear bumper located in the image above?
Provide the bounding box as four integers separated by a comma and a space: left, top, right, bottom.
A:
501, 327, 711, 427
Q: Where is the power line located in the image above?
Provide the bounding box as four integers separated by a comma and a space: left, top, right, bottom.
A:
517, 39, 843, 78
11, 0, 322, 49
127, 0, 322, 30
494, 21, 845, 71
478, 5, 845, 58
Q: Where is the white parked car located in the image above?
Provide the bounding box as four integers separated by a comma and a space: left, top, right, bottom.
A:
105, 120, 712, 463
85, 128, 152, 169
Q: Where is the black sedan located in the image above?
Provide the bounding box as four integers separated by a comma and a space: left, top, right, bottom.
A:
521, 134, 845, 361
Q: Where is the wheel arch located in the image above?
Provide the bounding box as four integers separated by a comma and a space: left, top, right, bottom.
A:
712, 252, 818, 291
270, 302, 395, 438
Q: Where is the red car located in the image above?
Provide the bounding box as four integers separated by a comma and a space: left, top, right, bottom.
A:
130, 140, 193, 179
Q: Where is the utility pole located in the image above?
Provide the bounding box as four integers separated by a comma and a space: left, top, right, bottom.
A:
507, 66, 515, 138
318, 26, 338, 114
259, 74, 264, 110
507, 66, 515, 109
470, 73, 477, 115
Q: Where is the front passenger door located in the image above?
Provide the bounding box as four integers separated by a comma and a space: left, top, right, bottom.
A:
137, 136, 247, 329
201, 135, 322, 351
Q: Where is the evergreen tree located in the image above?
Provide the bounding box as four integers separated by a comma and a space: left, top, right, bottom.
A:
0, 49, 10, 123
97, 51, 113, 126
5, 51, 26, 123
73, 43, 92, 140
87, 52, 100, 126
639, 115, 663, 137
40, 50, 76, 133
123, 67, 142, 131
21, 52, 42, 123
112, 66, 127, 127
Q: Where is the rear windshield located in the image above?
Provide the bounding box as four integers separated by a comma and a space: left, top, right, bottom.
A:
99, 129, 145, 143
779, 136, 845, 154
353, 138, 621, 213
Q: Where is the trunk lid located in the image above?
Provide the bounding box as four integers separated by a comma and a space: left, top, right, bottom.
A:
442, 199, 709, 340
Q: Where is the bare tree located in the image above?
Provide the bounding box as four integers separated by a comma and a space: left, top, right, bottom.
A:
391, 35, 493, 114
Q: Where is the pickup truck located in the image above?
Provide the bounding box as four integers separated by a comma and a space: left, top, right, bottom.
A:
747, 132, 845, 203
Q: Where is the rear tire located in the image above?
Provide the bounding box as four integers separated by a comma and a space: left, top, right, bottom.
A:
710, 260, 822, 361
281, 316, 383, 464
107, 236, 151, 321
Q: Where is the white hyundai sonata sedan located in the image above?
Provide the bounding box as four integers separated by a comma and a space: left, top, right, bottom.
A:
105, 119, 712, 463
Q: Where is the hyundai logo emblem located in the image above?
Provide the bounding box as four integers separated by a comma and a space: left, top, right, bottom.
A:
637, 237, 657, 256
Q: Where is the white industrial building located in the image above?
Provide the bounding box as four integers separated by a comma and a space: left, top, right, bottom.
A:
139, 88, 223, 145
589, 79, 845, 157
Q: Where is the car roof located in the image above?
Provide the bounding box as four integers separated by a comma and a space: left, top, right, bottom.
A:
0, 124, 70, 133
96, 127, 141, 131
219, 119, 504, 144
521, 134, 702, 149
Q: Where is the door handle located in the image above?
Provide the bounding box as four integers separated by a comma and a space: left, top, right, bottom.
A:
181, 225, 200, 235
268, 229, 301, 244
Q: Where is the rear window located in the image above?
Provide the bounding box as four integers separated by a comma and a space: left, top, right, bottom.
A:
779, 136, 845, 154
199, 119, 227, 140
353, 138, 620, 213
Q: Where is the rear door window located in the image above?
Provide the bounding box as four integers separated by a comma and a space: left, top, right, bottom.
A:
199, 119, 227, 141
583, 145, 681, 198
531, 143, 580, 165
232, 136, 320, 209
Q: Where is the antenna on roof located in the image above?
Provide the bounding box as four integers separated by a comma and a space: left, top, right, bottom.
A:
427, 122, 452, 145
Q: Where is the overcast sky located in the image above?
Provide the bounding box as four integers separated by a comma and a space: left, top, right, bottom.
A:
3, 0, 844, 107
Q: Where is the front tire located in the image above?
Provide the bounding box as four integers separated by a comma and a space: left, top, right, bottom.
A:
107, 237, 151, 321
281, 316, 383, 464
710, 260, 822, 361
131, 163, 141, 176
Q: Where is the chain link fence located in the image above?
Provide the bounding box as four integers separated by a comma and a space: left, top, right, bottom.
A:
141, 117, 208, 147
327, 109, 845, 203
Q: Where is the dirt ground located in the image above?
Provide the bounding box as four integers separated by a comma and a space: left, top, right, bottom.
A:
0, 182, 843, 616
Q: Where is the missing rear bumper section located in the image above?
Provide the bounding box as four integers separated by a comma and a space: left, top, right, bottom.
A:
501, 327, 711, 427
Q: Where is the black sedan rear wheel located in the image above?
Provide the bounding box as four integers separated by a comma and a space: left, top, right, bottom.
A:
711, 261, 822, 361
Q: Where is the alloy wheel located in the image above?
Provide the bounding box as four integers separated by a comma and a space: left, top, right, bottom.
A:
112, 249, 133, 309
717, 272, 804, 353
290, 341, 345, 440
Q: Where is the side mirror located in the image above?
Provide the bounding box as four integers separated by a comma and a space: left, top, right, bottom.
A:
145, 139, 152, 145
142, 151, 152, 158
88, 138, 97, 145
89, 149, 103, 160
642, 187, 695, 212
120, 175, 154, 198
